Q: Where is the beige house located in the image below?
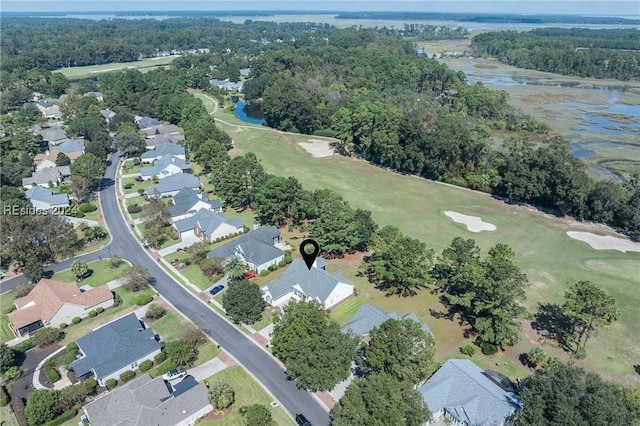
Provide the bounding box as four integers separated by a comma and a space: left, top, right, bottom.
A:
8, 279, 114, 337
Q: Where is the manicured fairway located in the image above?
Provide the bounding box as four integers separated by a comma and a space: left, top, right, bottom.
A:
54, 56, 178, 79
212, 107, 640, 384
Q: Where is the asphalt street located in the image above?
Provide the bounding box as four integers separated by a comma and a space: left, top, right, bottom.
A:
2, 153, 330, 425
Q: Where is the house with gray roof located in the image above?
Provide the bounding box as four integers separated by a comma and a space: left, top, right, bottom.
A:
83, 91, 104, 102
341, 304, 432, 341
209, 79, 244, 91
140, 143, 186, 163
262, 258, 354, 310
55, 138, 85, 154
207, 226, 284, 273
418, 359, 520, 426
143, 124, 181, 137
172, 209, 243, 243
100, 108, 116, 122
38, 126, 67, 144
22, 166, 71, 189
135, 116, 161, 130
146, 173, 202, 198
83, 373, 212, 426
168, 187, 222, 222
25, 186, 70, 210
239, 68, 251, 77
71, 313, 161, 387
140, 155, 192, 180
144, 132, 185, 148
35, 100, 61, 119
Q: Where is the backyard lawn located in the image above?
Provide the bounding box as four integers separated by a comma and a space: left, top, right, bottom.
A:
199, 366, 295, 426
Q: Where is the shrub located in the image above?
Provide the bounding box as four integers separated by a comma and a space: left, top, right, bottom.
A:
32, 327, 64, 348
0, 386, 9, 407
14, 338, 34, 353
135, 294, 154, 306
138, 188, 145, 195
104, 378, 117, 390
278, 260, 286, 267
96, 307, 104, 314
72, 317, 81, 324
113, 292, 123, 307
268, 264, 278, 272
481, 342, 498, 355
66, 342, 78, 353
154, 351, 167, 364
78, 203, 97, 213
146, 303, 166, 320
59, 323, 67, 330
139, 360, 153, 372
42, 409, 78, 426
3, 366, 22, 381
127, 204, 142, 214
284, 252, 292, 264
88, 310, 97, 318
123, 182, 134, 190
259, 270, 269, 277
45, 366, 60, 383
73, 211, 85, 218
460, 344, 476, 357
119, 370, 136, 383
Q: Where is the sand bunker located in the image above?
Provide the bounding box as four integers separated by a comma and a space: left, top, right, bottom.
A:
297, 139, 334, 158
444, 211, 497, 232
567, 231, 640, 253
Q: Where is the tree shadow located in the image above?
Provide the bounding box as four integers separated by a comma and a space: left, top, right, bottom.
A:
532, 303, 573, 351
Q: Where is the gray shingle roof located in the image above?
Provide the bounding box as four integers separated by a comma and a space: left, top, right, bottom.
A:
25, 186, 69, 206
56, 138, 85, 154
84, 373, 211, 426
140, 143, 185, 161
167, 187, 221, 217
22, 166, 71, 186
146, 173, 202, 196
71, 313, 160, 380
144, 124, 180, 137
264, 259, 348, 304
39, 127, 67, 142
341, 304, 432, 336
172, 209, 240, 235
145, 133, 184, 147
418, 359, 520, 426
135, 116, 161, 130
140, 155, 191, 178
207, 226, 283, 266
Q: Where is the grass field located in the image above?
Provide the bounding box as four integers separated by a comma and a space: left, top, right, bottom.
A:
200, 366, 295, 426
212, 107, 640, 384
52, 260, 129, 287
54, 56, 179, 79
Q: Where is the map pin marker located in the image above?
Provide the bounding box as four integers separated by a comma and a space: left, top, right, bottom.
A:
300, 239, 320, 271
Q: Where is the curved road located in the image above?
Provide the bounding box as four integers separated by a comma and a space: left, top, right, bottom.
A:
3, 153, 331, 426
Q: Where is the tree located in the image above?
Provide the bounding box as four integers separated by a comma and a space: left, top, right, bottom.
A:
122, 266, 152, 292
165, 339, 198, 367
32, 327, 64, 348
55, 152, 71, 166
208, 380, 234, 410
243, 404, 272, 426
0, 344, 19, 373
24, 257, 44, 283
71, 260, 89, 281
563, 281, 618, 355
222, 280, 266, 324
69, 175, 91, 204
114, 131, 146, 157
332, 373, 432, 426
270, 300, 358, 391
255, 176, 306, 227
183, 324, 207, 347
214, 153, 267, 209
311, 191, 360, 257
363, 226, 433, 297
223, 256, 246, 280
358, 319, 435, 386
25, 389, 62, 426
70, 153, 105, 191
515, 358, 640, 425
525, 347, 548, 369
145, 303, 166, 320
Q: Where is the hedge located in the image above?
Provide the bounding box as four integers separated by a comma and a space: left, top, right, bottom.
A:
135, 294, 153, 306
106, 378, 117, 390
268, 264, 278, 272
59, 323, 67, 330
66, 342, 78, 353
120, 370, 136, 383
154, 351, 167, 364
72, 317, 82, 324
96, 307, 104, 314
78, 203, 97, 213
45, 366, 60, 383
88, 310, 97, 318
139, 360, 153, 372
42, 409, 78, 426
14, 338, 35, 353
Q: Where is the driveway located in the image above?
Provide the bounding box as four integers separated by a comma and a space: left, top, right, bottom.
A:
9, 345, 62, 405
188, 357, 228, 381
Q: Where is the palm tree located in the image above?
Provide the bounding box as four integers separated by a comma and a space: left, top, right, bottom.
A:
71, 260, 89, 281
223, 255, 246, 280
208, 380, 234, 410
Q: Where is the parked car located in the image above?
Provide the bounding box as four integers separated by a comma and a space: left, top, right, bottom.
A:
295, 414, 311, 426
209, 284, 225, 296
162, 368, 187, 381
243, 270, 256, 279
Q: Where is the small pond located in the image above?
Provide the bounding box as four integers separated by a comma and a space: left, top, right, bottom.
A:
229, 97, 265, 125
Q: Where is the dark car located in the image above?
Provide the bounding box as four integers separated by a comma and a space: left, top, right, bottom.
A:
209, 284, 225, 296
295, 414, 311, 426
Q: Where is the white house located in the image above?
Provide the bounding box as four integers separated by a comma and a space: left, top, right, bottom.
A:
172, 209, 243, 243
140, 143, 186, 163
25, 186, 70, 210
140, 155, 192, 180
262, 258, 354, 310
146, 173, 202, 198
22, 166, 71, 189
207, 226, 284, 273
168, 187, 222, 222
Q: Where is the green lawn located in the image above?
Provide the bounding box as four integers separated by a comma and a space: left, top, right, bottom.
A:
199, 366, 295, 426
52, 260, 129, 287
0, 291, 17, 343
122, 163, 144, 175
81, 201, 104, 222
54, 56, 178, 79
0, 405, 21, 426
214, 107, 640, 385
195, 341, 220, 366
181, 265, 213, 291
122, 177, 154, 194
329, 298, 364, 326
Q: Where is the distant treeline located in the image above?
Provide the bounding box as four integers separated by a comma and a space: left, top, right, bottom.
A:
472, 28, 640, 80
335, 12, 640, 25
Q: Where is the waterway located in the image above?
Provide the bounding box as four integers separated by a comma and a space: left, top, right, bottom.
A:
229, 97, 266, 125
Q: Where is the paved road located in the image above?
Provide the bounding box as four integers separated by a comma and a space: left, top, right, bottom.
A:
99, 154, 331, 425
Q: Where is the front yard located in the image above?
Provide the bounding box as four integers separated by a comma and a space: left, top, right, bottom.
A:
52, 260, 129, 287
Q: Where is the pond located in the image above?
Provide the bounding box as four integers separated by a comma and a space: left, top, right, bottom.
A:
229, 97, 265, 125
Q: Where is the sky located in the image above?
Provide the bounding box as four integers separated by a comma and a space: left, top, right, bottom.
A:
1, 1, 639, 16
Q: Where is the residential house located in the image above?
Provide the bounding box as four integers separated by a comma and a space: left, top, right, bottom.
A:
25, 186, 70, 210
168, 187, 222, 222
34, 139, 85, 171
22, 166, 71, 189
144, 132, 185, 149
83, 91, 104, 102
100, 108, 116, 122
146, 173, 202, 198
140, 155, 192, 181
206, 226, 284, 273
209, 79, 243, 91
140, 143, 186, 163
143, 124, 181, 138
38, 126, 67, 145
341, 304, 432, 342
172, 209, 243, 243
262, 258, 354, 310
71, 313, 161, 387
83, 373, 212, 426
418, 359, 520, 426
239, 68, 251, 77
35, 100, 62, 119
7, 279, 113, 337
135, 116, 161, 130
